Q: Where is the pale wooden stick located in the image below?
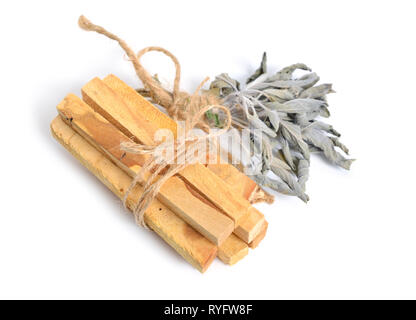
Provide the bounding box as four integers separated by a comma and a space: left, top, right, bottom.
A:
249, 222, 268, 249
52, 114, 249, 265
105, 74, 268, 249
206, 163, 273, 204
99, 75, 265, 243
57, 94, 233, 246
207, 165, 269, 248
50, 116, 217, 272
82, 77, 247, 224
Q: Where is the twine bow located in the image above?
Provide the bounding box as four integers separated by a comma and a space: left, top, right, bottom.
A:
78, 16, 231, 227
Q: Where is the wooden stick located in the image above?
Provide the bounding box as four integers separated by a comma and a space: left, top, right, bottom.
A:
50, 116, 217, 272
102, 75, 272, 205
57, 94, 234, 246
234, 207, 265, 244
57, 93, 251, 263
53, 114, 248, 266
207, 164, 268, 248
97, 75, 264, 242
82, 77, 248, 225
206, 164, 259, 201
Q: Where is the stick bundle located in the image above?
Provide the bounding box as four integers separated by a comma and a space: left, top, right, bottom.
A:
51, 75, 270, 272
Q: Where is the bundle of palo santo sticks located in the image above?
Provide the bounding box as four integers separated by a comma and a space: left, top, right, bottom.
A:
50, 75, 271, 272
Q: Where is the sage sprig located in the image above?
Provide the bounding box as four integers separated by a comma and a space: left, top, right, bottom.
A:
207, 53, 354, 201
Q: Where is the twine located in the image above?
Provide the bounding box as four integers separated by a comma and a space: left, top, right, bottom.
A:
78, 16, 231, 227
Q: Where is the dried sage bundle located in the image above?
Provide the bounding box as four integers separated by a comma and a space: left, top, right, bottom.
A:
207, 53, 354, 202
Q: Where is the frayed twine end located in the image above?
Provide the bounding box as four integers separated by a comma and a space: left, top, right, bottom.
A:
78, 15, 93, 31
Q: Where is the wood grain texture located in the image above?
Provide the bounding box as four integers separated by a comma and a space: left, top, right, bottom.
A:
57, 94, 234, 246
104, 74, 270, 204
178, 164, 249, 225
249, 221, 268, 249
207, 164, 268, 245
100, 75, 264, 242
50, 116, 217, 273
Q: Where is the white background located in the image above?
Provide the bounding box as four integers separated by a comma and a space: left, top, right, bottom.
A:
0, 0, 415, 299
